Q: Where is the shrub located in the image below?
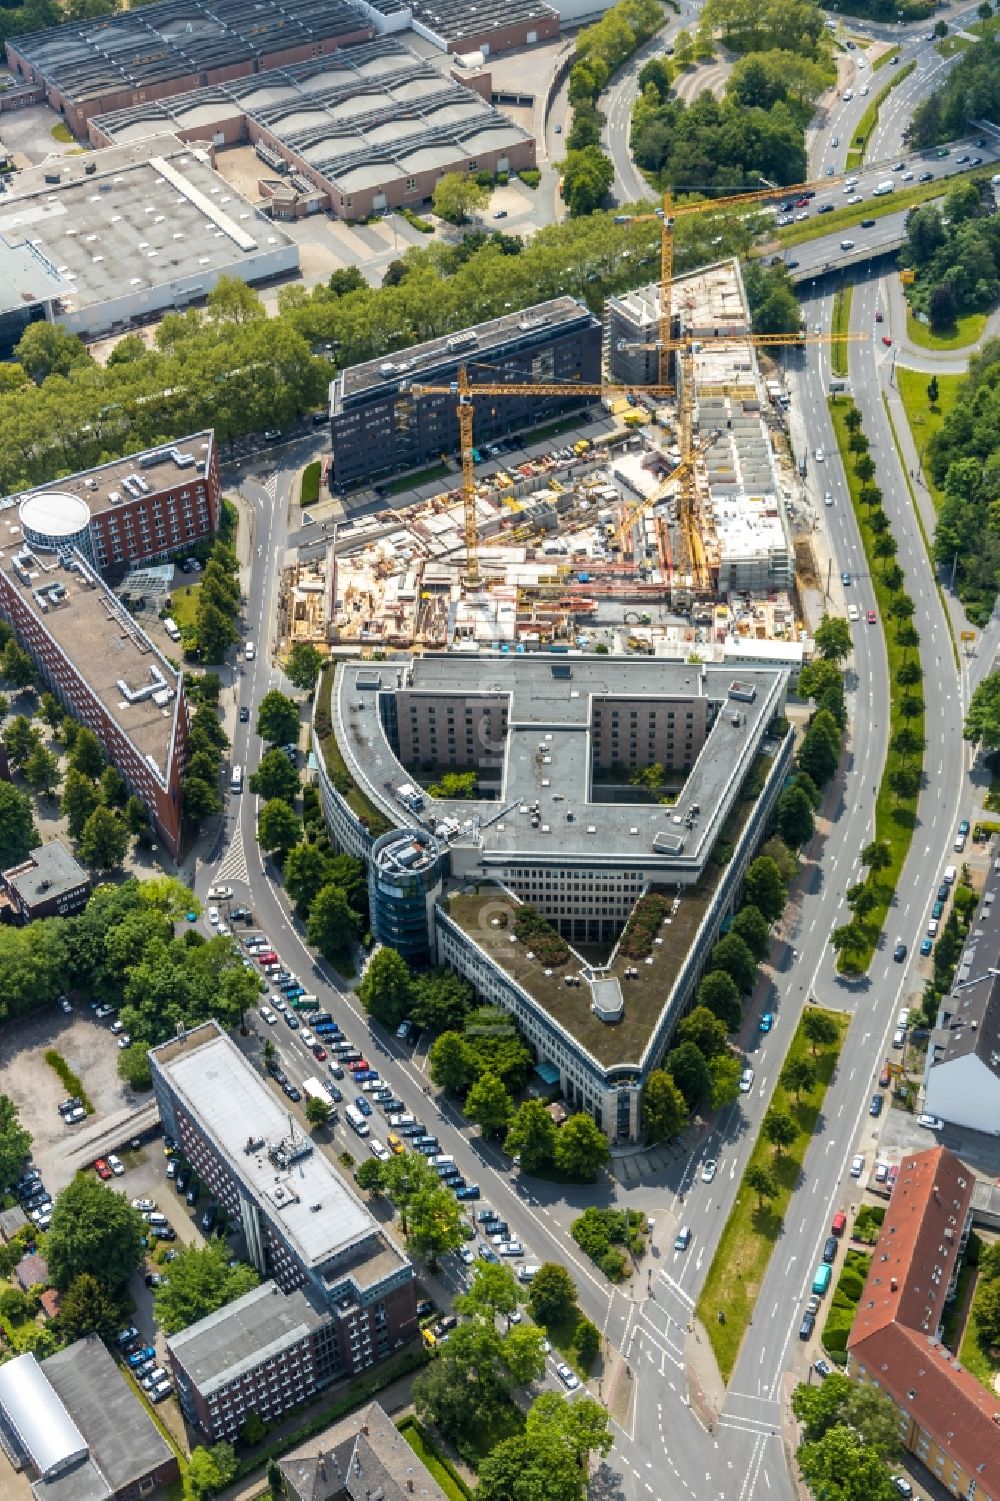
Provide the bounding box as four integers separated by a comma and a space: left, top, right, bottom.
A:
43, 1050, 94, 1114
618, 892, 670, 958
519, 169, 541, 188
300, 461, 321, 507
512, 905, 569, 966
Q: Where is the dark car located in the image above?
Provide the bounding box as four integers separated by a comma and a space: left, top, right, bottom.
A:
150, 1225, 176, 1241
239, 706, 250, 723
817, 202, 834, 214
919, 171, 934, 182
822, 1236, 838, 1265
201, 1204, 218, 1233
456, 1184, 481, 1199
870, 1094, 883, 1117
937, 882, 950, 902
799, 1310, 816, 1341
893, 941, 906, 963
860, 218, 876, 228
283, 1083, 302, 1102
175, 1168, 191, 1193
326, 1084, 344, 1103
416, 1299, 436, 1318
284, 1012, 300, 1030
186, 1182, 200, 1206
266, 1060, 283, 1079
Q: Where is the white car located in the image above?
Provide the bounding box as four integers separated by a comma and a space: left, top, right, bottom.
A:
58, 996, 73, 1014
107, 1154, 125, 1177
259, 1006, 276, 1025
557, 1362, 580, 1390
918, 1114, 944, 1131
850, 1154, 865, 1179
208, 885, 233, 900
824, 492, 833, 506
95, 1003, 114, 1018
245, 642, 255, 661
116, 1034, 132, 1050
460, 1246, 475, 1265
132, 1198, 156, 1212
815, 447, 824, 463
508, 1308, 522, 1323
701, 1159, 718, 1183
897, 1008, 910, 1028
66, 1106, 86, 1123
208, 907, 219, 925
739, 1066, 754, 1093
300, 1029, 315, 1047
499, 1241, 525, 1257
111, 1020, 125, 1035
369, 1141, 391, 1162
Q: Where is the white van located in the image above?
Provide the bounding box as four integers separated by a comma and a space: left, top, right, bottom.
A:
230, 765, 243, 794
943, 865, 957, 885
848, 604, 860, 622
517, 1264, 541, 1283
843, 88, 853, 100
163, 617, 181, 642
245, 641, 255, 661
429, 1155, 455, 1169
872, 180, 894, 196
345, 1105, 370, 1137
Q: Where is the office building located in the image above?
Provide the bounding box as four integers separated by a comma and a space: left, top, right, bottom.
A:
0, 138, 298, 353
0, 1337, 179, 1501
369, 829, 445, 964
6, 0, 373, 137
328, 297, 602, 487
0, 548, 187, 856
150, 1022, 416, 1384
924, 847, 1000, 1135
315, 651, 790, 1138
846, 1148, 994, 1498
167, 1282, 336, 1442
91, 40, 535, 225
279, 1400, 451, 1501
0, 841, 90, 924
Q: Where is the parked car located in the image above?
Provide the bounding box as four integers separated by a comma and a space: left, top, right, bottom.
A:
94, 1159, 112, 1180
869, 1094, 883, 1116
128, 1346, 156, 1368
850, 1153, 865, 1179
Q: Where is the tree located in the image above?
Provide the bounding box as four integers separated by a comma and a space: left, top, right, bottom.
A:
527, 1390, 613, 1467
572, 1316, 600, 1369
0, 782, 39, 867
249, 748, 299, 802
117, 1042, 152, 1090
306, 1094, 331, 1130
282, 841, 330, 914
430, 1030, 478, 1094
78, 806, 129, 871
23, 743, 60, 796
357, 946, 414, 1029
888, 593, 915, 624
0, 1094, 31, 1190
777, 784, 815, 848
500, 1322, 548, 1384
15, 321, 91, 382
797, 1425, 898, 1501
927, 374, 939, 406
744, 855, 786, 922
792, 1372, 854, 1441
642, 1069, 688, 1142
666, 1040, 713, 1111
56, 1271, 123, 1341
3, 714, 39, 766
707, 1050, 741, 1109
255, 690, 299, 747
61, 768, 101, 840
745, 1163, 779, 1208
474, 1433, 583, 1501
154, 1241, 259, 1336
183, 775, 224, 823
780, 1056, 816, 1100
888, 763, 920, 801
406, 1181, 465, 1265
554, 1113, 610, 1180
708, 932, 757, 994
185, 1443, 239, 1500
561, 145, 615, 216
526, 1262, 577, 1327
428, 770, 477, 799
0, 641, 34, 693
696, 970, 742, 1031
677, 1005, 728, 1059
68, 726, 105, 779
100, 765, 128, 809
730, 904, 770, 962
412, 967, 474, 1031
762, 1105, 797, 1157
964, 672, 1000, 748
285, 642, 323, 692
307, 882, 359, 958
814, 614, 853, 663
802, 1009, 838, 1055
843, 1382, 900, 1458
861, 839, 891, 875
257, 798, 301, 856
892, 725, 924, 762
355, 1157, 387, 1195
46, 1176, 146, 1291
457, 1260, 521, 1321
465, 1071, 514, 1136
897, 621, 920, 655
433, 172, 489, 223
504, 1099, 558, 1170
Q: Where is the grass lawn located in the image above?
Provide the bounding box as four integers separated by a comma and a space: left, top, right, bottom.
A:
958, 1271, 1000, 1391
169, 583, 201, 630
832, 288, 852, 377
871, 47, 899, 70
905, 307, 987, 352
829, 397, 925, 973
50, 122, 74, 142
386, 462, 450, 496
398, 1419, 472, 1501
696, 1008, 849, 1381
895, 366, 963, 510
936, 35, 973, 55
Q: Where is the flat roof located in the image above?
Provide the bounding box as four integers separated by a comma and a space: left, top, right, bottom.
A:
379, 0, 557, 45
150, 1023, 400, 1275
0, 549, 183, 782
13, 430, 215, 527
0, 136, 295, 315
167, 1283, 327, 1397
334, 653, 785, 874
334, 296, 596, 407
39, 1336, 175, 1498
11, 0, 371, 106
92, 39, 533, 199
2, 841, 87, 904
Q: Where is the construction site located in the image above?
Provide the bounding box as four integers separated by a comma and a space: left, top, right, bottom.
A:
278, 255, 824, 664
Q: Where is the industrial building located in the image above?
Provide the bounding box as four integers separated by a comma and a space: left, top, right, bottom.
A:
6, 0, 374, 136
91, 39, 535, 223
0, 1336, 179, 1500
8, 432, 220, 573
329, 296, 602, 486
0, 547, 188, 856
314, 652, 791, 1138
0, 841, 91, 924
0, 137, 298, 352
846, 1149, 994, 1498
150, 1022, 416, 1389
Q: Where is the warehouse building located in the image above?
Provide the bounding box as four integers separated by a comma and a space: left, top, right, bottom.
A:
6, 0, 374, 137
0, 1337, 179, 1500
0, 548, 188, 855
329, 297, 602, 487
0, 137, 298, 352
315, 651, 791, 1138
90, 39, 535, 224
150, 1022, 416, 1382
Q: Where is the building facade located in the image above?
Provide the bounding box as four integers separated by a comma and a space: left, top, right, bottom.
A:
368, 830, 445, 964
0, 842, 90, 924
328, 298, 602, 487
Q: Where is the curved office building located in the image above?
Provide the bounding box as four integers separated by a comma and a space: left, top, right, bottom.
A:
368, 829, 444, 964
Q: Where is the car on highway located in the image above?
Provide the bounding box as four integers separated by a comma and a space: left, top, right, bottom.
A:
841, 571, 851, 587
824, 491, 833, 506
701, 1159, 718, 1183
919, 171, 934, 182
239, 705, 250, 722
901, 172, 914, 182
817, 201, 834, 212
259, 1006, 276, 1025
674, 1226, 692, 1251
867, 609, 877, 624
870, 1094, 883, 1117
814, 448, 824, 463
739, 1066, 754, 1093
893, 939, 906, 962
957, 153, 970, 164
850, 1153, 865, 1178
759, 1012, 773, 1033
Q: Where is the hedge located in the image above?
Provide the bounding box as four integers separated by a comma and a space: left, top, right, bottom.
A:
43, 1050, 94, 1114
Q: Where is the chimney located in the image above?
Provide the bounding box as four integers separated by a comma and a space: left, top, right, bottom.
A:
407, 1483, 415, 1495
318, 1451, 326, 1480
362, 1423, 369, 1436
890, 1278, 898, 1292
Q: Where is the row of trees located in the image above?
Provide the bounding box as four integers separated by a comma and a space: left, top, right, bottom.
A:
927, 343, 1000, 626
355, 1148, 465, 1265
907, 32, 1000, 147
791, 1370, 903, 1500
630, 75, 808, 190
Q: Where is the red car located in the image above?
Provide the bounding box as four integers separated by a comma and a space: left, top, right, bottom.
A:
882, 336, 892, 347
348, 1058, 370, 1073
257, 950, 278, 965
94, 1158, 112, 1180
312, 1045, 328, 1062
879, 1061, 891, 1088
888, 1164, 900, 1191
796, 196, 810, 207
867, 608, 877, 624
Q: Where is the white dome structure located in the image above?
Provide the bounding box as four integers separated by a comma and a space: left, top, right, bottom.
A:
19, 490, 94, 561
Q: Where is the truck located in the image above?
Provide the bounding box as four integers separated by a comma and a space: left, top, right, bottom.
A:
302, 1077, 334, 1116
163, 617, 181, 643
292, 993, 320, 1011
872, 180, 894, 196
